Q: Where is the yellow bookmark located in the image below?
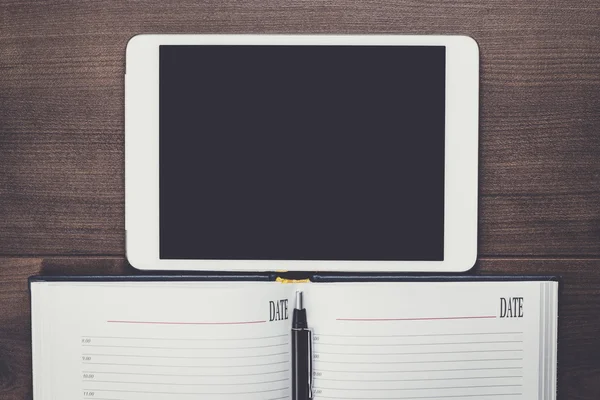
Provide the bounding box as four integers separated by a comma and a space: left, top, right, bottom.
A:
276, 277, 311, 284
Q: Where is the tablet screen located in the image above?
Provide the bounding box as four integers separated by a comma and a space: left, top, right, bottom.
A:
159, 45, 445, 261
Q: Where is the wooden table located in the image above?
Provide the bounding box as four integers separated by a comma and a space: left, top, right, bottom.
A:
1, 1, 599, 399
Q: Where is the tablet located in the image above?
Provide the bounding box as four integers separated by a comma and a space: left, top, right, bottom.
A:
125, 35, 479, 272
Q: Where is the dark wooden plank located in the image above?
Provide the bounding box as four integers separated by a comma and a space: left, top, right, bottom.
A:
1, 0, 599, 256
0, 258, 40, 400
1, 257, 600, 399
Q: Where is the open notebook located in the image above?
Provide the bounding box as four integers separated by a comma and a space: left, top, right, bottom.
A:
30, 278, 558, 400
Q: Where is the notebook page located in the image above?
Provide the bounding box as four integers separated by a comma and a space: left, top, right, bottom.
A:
31, 282, 294, 400
305, 281, 544, 400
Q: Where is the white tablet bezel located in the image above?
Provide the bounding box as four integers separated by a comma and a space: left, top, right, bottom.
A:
125, 34, 479, 272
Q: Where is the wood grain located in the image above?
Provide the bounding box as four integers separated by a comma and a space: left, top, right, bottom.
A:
1, 0, 599, 256
1, 0, 600, 399
2, 257, 600, 400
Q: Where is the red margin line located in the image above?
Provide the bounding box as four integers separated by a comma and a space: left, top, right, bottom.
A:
336, 316, 497, 321
107, 320, 267, 325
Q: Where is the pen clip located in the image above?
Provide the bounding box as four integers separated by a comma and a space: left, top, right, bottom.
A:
307, 329, 313, 399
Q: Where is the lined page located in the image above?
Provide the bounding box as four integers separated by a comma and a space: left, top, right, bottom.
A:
31, 282, 294, 400
305, 282, 543, 400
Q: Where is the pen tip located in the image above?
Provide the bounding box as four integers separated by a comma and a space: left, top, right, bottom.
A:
296, 291, 303, 309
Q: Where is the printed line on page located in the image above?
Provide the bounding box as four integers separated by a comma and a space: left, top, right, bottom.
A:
82, 370, 290, 377
316, 332, 523, 338
82, 334, 288, 341
316, 341, 523, 346
336, 316, 497, 322
316, 375, 523, 382
317, 393, 522, 399
83, 343, 288, 350
83, 378, 289, 386
314, 367, 524, 373
315, 349, 523, 355
82, 352, 288, 359
107, 320, 267, 325
314, 384, 523, 391
316, 358, 523, 364
87, 396, 289, 400
83, 387, 289, 395
83, 360, 289, 368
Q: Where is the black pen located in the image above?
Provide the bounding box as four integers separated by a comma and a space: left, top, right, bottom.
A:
292, 291, 312, 400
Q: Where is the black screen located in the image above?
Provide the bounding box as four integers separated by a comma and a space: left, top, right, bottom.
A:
160, 45, 445, 261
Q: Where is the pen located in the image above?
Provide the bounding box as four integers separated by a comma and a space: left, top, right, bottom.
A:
292, 291, 312, 400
